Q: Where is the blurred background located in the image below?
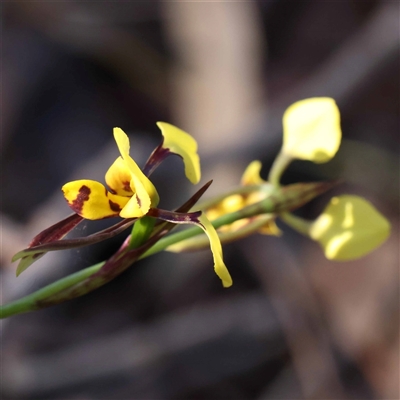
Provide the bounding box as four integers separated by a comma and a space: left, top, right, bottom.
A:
1, 1, 398, 399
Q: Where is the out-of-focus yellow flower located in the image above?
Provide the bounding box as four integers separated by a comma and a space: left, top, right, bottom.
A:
282, 97, 341, 163
309, 195, 390, 260
204, 160, 281, 236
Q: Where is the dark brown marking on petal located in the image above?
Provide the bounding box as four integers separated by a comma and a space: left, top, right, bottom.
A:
136, 195, 141, 208
123, 181, 132, 192
109, 200, 122, 212
70, 185, 91, 214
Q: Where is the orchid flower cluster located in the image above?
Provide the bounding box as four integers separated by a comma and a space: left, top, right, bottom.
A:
1, 97, 390, 319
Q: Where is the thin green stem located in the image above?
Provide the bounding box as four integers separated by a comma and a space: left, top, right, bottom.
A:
280, 212, 312, 236
268, 151, 293, 187
128, 216, 156, 249
0, 262, 104, 318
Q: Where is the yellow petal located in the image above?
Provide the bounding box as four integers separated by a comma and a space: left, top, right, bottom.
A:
156, 122, 201, 184
119, 194, 145, 218
241, 160, 265, 185
198, 213, 232, 287
113, 127, 160, 210
310, 195, 390, 260
258, 219, 282, 236
119, 177, 151, 218
220, 194, 245, 214
282, 97, 341, 163
105, 157, 133, 196
113, 127, 131, 160
62, 180, 129, 220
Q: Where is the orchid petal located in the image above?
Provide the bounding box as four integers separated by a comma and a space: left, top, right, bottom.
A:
258, 219, 282, 236
105, 157, 133, 196
241, 160, 265, 185
156, 122, 201, 184
310, 195, 390, 260
197, 214, 232, 287
283, 97, 341, 163
148, 208, 232, 288
113, 128, 160, 209
120, 185, 151, 218
62, 180, 129, 220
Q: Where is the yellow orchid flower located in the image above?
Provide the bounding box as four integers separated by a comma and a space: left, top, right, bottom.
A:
62, 127, 159, 220
63, 123, 201, 220
63, 124, 231, 287
14, 123, 232, 287
201, 160, 281, 236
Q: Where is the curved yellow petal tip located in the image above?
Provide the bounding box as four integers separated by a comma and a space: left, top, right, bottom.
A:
241, 160, 265, 186
258, 219, 282, 236
113, 127, 130, 160
113, 127, 160, 211
198, 213, 233, 287
156, 122, 201, 184
310, 195, 391, 260
282, 97, 341, 163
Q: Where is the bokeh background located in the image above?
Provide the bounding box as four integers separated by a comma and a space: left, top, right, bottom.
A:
1, 1, 399, 399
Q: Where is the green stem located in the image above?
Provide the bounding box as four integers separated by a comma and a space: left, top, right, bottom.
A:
0, 262, 104, 318
279, 212, 312, 236
268, 151, 293, 187
128, 216, 156, 249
